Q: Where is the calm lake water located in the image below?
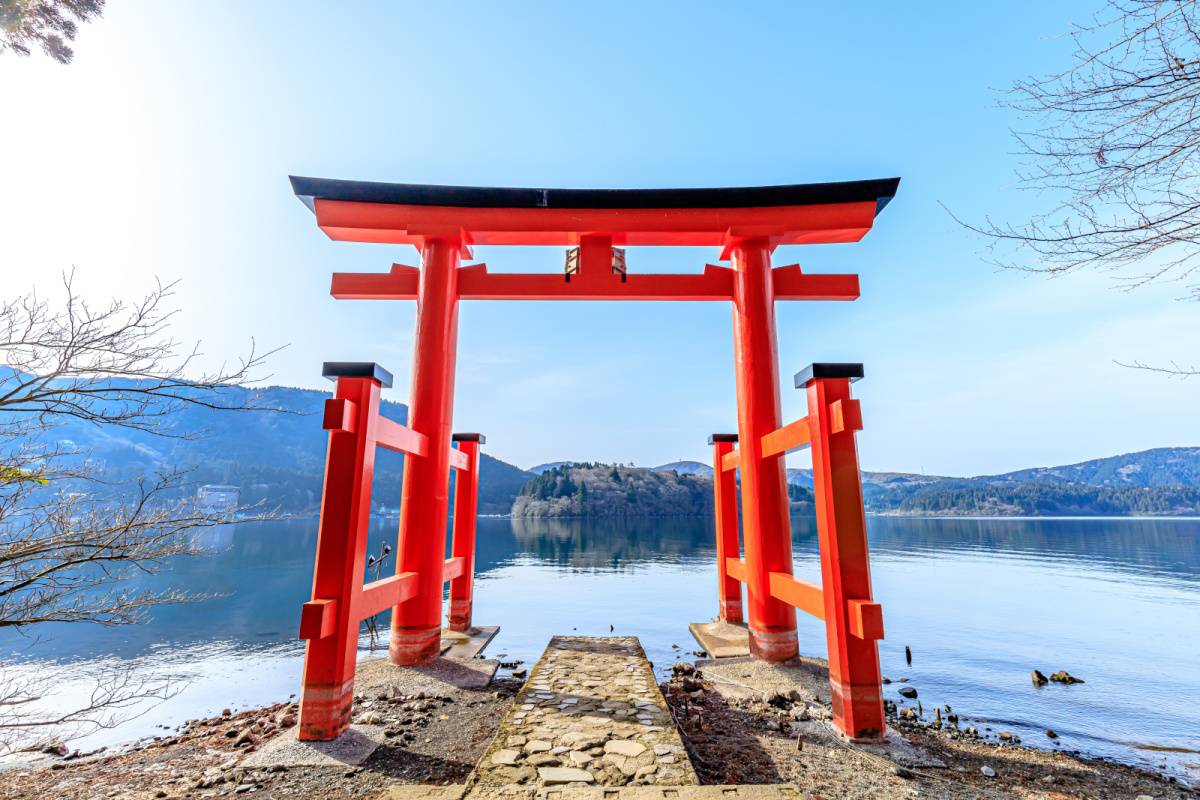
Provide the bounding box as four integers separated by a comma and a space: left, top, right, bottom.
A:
3, 515, 1198, 780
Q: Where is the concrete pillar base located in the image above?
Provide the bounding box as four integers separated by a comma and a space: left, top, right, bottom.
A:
389, 625, 441, 665
748, 625, 799, 662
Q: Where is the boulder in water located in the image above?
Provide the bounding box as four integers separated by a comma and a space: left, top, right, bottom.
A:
1048, 670, 1084, 684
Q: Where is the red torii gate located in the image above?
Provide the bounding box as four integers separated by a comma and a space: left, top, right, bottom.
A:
291, 175, 899, 742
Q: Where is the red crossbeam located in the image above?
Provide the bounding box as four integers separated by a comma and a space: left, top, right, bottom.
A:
443, 556, 465, 582
771, 264, 860, 301
721, 449, 740, 472
448, 449, 469, 471
725, 558, 747, 583
355, 572, 418, 621
768, 572, 826, 620
331, 264, 420, 301
761, 416, 812, 458
376, 416, 428, 456
332, 263, 860, 303
458, 263, 733, 301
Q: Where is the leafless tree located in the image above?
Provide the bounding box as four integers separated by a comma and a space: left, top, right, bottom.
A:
0, 0, 104, 64
0, 272, 279, 752
970, 0, 1200, 374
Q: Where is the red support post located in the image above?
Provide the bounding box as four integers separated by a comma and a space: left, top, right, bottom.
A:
729, 238, 799, 662
447, 433, 484, 632
297, 366, 386, 741
391, 237, 461, 665
709, 434, 743, 623
803, 364, 885, 741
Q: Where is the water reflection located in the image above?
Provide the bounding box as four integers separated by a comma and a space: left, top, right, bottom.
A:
508, 516, 714, 568
0, 513, 1196, 779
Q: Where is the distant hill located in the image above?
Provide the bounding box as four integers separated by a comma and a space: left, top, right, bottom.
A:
653, 460, 712, 477
514, 462, 813, 517
864, 447, 1200, 516
47, 382, 533, 515
528, 461, 573, 475
647, 447, 1200, 516
513, 463, 712, 518
979, 447, 1200, 488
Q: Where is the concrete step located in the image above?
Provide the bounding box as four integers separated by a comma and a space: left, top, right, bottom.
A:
687, 620, 750, 659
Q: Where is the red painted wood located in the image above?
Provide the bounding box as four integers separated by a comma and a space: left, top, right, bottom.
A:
448, 439, 481, 631
807, 375, 886, 741
724, 557, 748, 584
375, 415, 428, 456
730, 238, 798, 663
355, 572, 418, 620
297, 374, 381, 741
447, 448, 469, 471
771, 265, 861, 300
711, 439, 743, 623
768, 572, 826, 621
331, 262, 861, 303
390, 237, 461, 666
312, 198, 879, 248
760, 415, 812, 458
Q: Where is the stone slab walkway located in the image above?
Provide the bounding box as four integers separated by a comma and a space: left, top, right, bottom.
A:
474, 637, 696, 790
382, 785, 806, 799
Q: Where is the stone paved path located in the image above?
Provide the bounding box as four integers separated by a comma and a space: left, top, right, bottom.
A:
384, 785, 806, 799
474, 637, 696, 789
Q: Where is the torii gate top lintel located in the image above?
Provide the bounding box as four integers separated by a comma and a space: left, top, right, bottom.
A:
289, 175, 900, 302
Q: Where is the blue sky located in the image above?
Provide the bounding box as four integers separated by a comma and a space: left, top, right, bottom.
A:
1, 1, 1197, 475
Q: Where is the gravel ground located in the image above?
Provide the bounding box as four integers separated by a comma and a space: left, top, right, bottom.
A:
0, 658, 520, 800
2, 650, 1194, 800
663, 656, 1198, 800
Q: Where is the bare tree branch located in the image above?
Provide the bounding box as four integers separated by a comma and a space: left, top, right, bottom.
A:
0, 273, 284, 750
965, 0, 1200, 375
972, 1, 1200, 280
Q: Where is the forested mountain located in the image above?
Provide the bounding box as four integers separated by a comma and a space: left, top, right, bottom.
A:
47, 382, 533, 515
645, 448, 1200, 516
512, 462, 813, 518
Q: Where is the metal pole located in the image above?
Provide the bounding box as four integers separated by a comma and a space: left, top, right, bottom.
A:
391, 237, 461, 665
729, 238, 799, 662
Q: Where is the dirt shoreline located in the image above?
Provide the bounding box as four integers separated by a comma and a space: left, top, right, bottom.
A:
664, 656, 1197, 799
0, 654, 1193, 799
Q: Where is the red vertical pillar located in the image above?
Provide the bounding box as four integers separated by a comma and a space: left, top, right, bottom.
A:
709, 434, 743, 623
804, 364, 885, 741
298, 363, 389, 741
729, 238, 798, 662
391, 237, 461, 665
447, 433, 483, 632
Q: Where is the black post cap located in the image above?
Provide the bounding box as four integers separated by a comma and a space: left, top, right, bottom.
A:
452, 432, 486, 444
321, 362, 394, 388
794, 363, 864, 388
707, 433, 739, 444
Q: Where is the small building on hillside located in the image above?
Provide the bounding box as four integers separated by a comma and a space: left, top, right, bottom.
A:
197, 484, 240, 512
